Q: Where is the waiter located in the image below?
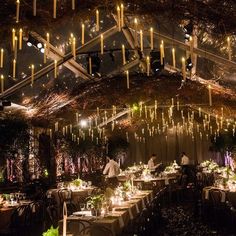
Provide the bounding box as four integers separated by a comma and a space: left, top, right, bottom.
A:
103, 156, 120, 187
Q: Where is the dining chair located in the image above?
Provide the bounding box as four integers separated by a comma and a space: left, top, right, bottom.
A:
67, 219, 92, 236
90, 224, 114, 236
0, 205, 31, 236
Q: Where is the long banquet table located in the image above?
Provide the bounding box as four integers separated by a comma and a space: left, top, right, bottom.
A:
202, 186, 236, 207
59, 190, 153, 236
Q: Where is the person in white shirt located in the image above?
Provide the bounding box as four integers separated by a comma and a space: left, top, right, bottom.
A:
103, 157, 120, 178
148, 154, 161, 171
180, 152, 190, 185
181, 152, 190, 166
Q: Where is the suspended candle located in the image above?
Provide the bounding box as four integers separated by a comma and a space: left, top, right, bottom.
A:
72, 37, 76, 59
172, 48, 176, 68
140, 30, 143, 52
81, 24, 85, 45
19, 28, 23, 50
54, 60, 57, 78
0, 49, 3, 68
189, 36, 194, 61
227, 36, 232, 61
146, 56, 150, 76
1, 75, 4, 93
121, 4, 124, 27
89, 57, 92, 74
122, 44, 126, 65
53, 0, 57, 19
16, 0, 20, 23
181, 57, 186, 81
208, 85, 212, 106
14, 37, 18, 59
100, 34, 104, 54
72, 0, 75, 10
126, 70, 129, 89
12, 29, 16, 51
96, 10, 99, 31
117, 6, 121, 31
160, 44, 164, 65
46, 33, 50, 55
150, 27, 154, 50
134, 18, 138, 46
31, 64, 34, 86
13, 59, 16, 79
161, 40, 165, 57
55, 122, 58, 132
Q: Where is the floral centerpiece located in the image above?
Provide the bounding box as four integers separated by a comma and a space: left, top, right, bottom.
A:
43, 226, 58, 236
71, 178, 83, 188
87, 194, 104, 216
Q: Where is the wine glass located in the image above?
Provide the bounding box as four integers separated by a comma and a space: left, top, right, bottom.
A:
80, 203, 86, 212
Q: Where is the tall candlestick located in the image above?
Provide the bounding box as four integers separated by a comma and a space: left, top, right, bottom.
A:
19, 28, 23, 50
227, 36, 232, 61
140, 30, 143, 52
13, 59, 16, 79
134, 18, 138, 46
81, 24, 85, 45
208, 85, 212, 106
1, 75, 4, 94
0, 49, 3, 68
126, 70, 129, 89
12, 29, 15, 51
121, 4, 124, 27
16, 0, 20, 23
54, 60, 57, 78
117, 6, 121, 31
72, 0, 75, 10
33, 0, 37, 16
172, 48, 176, 68
96, 10, 99, 31
89, 56, 92, 74
181, 57, 186, 81
44, 43, 47, 63
221, 107, 224, 119
150, 27, 154, 50
146, 56, 150, 76
100, 34, 104, 54
31, 64, 34, 85
122, 44, 126, 65
53, 0, 57, 18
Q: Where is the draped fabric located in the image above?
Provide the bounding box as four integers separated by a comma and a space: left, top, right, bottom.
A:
127, 128, 213, 166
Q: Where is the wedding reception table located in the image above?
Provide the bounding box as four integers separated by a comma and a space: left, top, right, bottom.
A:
47, 186, 95, 205
59, 190, 153, 236
202, 186, 236, 206
0, 200, 32, 229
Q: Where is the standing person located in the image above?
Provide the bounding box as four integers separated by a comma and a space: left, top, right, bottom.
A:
148, 154, 161, 172
103, 156, 120, 187
180, 152, 190, 184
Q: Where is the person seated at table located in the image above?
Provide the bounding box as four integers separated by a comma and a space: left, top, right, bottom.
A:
148, 154, 162, 172
103, 156, 120, 187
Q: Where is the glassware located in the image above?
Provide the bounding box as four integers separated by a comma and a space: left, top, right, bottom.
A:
80, 203, 86, 211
